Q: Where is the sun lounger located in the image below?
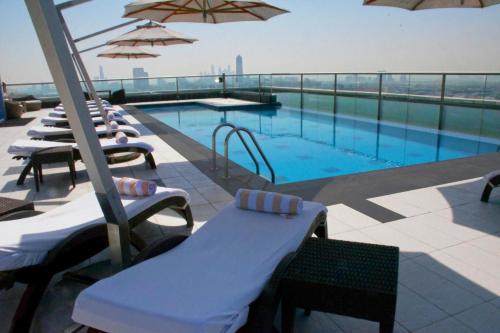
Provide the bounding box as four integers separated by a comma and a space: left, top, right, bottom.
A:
59, 100, 111, 107
54, 105, 100, 112
73, 196, 328, 333
41, 116, 129, 127
9, 138, 156, 186
481, 170, 500, 202
48, 109, 120, 119
0, 187, 193, 333
27, 125, 141, 140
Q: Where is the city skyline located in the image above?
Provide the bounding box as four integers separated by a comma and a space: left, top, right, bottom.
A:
1, 1, 500, 84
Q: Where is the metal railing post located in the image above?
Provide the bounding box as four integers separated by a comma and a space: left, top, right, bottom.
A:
175, 77, 180, 100
258, 74, 262, 103
300, 73, 304, 109
438, 74, 447, 131
377, 74, 383, 121
333, 73, 338, 114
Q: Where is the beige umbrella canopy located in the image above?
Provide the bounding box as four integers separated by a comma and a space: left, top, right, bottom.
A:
97, 46, 160, 59
107, 21, 198, 47
123, 0, 289, 23
363, 0, 500, 10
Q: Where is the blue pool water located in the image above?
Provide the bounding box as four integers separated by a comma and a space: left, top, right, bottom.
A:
140, 103, 500, 184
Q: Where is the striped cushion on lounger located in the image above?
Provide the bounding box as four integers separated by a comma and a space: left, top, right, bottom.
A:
235, 189, 303, 215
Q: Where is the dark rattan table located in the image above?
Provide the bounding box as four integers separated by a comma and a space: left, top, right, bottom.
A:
0, 197, 34, 218
31, 146, 76, 192
281, 238, 399, 333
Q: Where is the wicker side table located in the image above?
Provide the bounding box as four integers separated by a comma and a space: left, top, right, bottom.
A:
280, 238, 399, 333
31, 146, 76, 192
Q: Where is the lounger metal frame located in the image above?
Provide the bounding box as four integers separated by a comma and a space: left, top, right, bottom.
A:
0, 196, 193, 333
14, 146, 156, 187
481, 174, 500, 202
85, 209, 328, 333
32, 129, 138, 141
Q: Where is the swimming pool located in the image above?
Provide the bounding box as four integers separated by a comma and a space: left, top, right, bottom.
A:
140, 103, 500, 184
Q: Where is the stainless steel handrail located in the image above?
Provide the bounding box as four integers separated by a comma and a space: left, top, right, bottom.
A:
212, 123, 260, 175
224, 127, 276, 184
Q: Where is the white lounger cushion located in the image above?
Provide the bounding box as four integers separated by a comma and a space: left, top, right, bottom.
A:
41, 116, 129, 126
0, 187, 190, 271
8, 138, 154, 157
27, 125, 141, 139
48, 110, 120, 118
73, 201, 326, 333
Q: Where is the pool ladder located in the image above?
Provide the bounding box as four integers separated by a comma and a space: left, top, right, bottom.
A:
212, 123, 276, 184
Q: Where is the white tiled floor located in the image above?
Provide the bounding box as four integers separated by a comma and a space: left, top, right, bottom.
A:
0, 105, 499, 333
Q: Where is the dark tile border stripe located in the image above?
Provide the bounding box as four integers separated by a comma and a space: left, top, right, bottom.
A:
124, 104, 500, 223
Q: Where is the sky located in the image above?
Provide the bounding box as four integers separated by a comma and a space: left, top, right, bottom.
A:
0, 0, 500, 84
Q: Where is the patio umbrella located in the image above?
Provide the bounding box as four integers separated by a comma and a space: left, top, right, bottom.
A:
97, 45, 160, 59
363, 0, 500, 10
107, 21, 198, 47
123, 0, 288, 24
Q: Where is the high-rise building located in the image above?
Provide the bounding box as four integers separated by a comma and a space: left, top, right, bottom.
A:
99, 65, 105, 80
236, 55, 243, 76
132, 67, 149, 90
211, 64, 215, 76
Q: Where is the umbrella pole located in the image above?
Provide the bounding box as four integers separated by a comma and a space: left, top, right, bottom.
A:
59, 13, 111, 136
24, 0, 132, 270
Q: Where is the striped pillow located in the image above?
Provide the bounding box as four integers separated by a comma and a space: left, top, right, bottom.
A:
115, 131, 128, 144
113, 177, 157, 196
235, 189, 303, 215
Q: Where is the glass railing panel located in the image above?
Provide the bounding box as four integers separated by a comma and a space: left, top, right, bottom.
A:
407, 74, 442, 130
356, 74, 379, 94
92, 80, 123, 93
177, 76, 221, 91
480, 75, 500, 140
380, 74, 409, 125
445, 75, 486, 100
302, 74, 335, 113
7, 83, 59, 98
225, 74, 259, 91
149, 77, 177, 92
271, 74, 301, 108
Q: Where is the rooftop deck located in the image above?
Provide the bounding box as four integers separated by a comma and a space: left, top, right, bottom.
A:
0, 101, 499, 333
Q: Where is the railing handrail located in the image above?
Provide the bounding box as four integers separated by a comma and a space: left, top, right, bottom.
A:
6, 71, 500, 87
212, 123, 260, 176
223, 126, 276, 184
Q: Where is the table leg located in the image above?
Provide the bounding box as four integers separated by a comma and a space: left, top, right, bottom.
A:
281, 301, 295, 333
33, 164, 40, 192
16, 161, 33, 186
380, 318, 394, 333
68, 160, 76, 187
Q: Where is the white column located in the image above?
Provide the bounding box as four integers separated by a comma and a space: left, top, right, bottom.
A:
25, 0, 131, 269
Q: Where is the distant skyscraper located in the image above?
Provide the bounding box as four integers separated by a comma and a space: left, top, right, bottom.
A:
99, 65, 105, 80
236, 55, 243, 76
211, 64, 215, 76
132, 67, 149, 90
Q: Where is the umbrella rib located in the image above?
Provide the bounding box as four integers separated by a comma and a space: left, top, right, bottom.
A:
162, 0, 195, 22
229, 2, 265, 20
411, 0, 426, 10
